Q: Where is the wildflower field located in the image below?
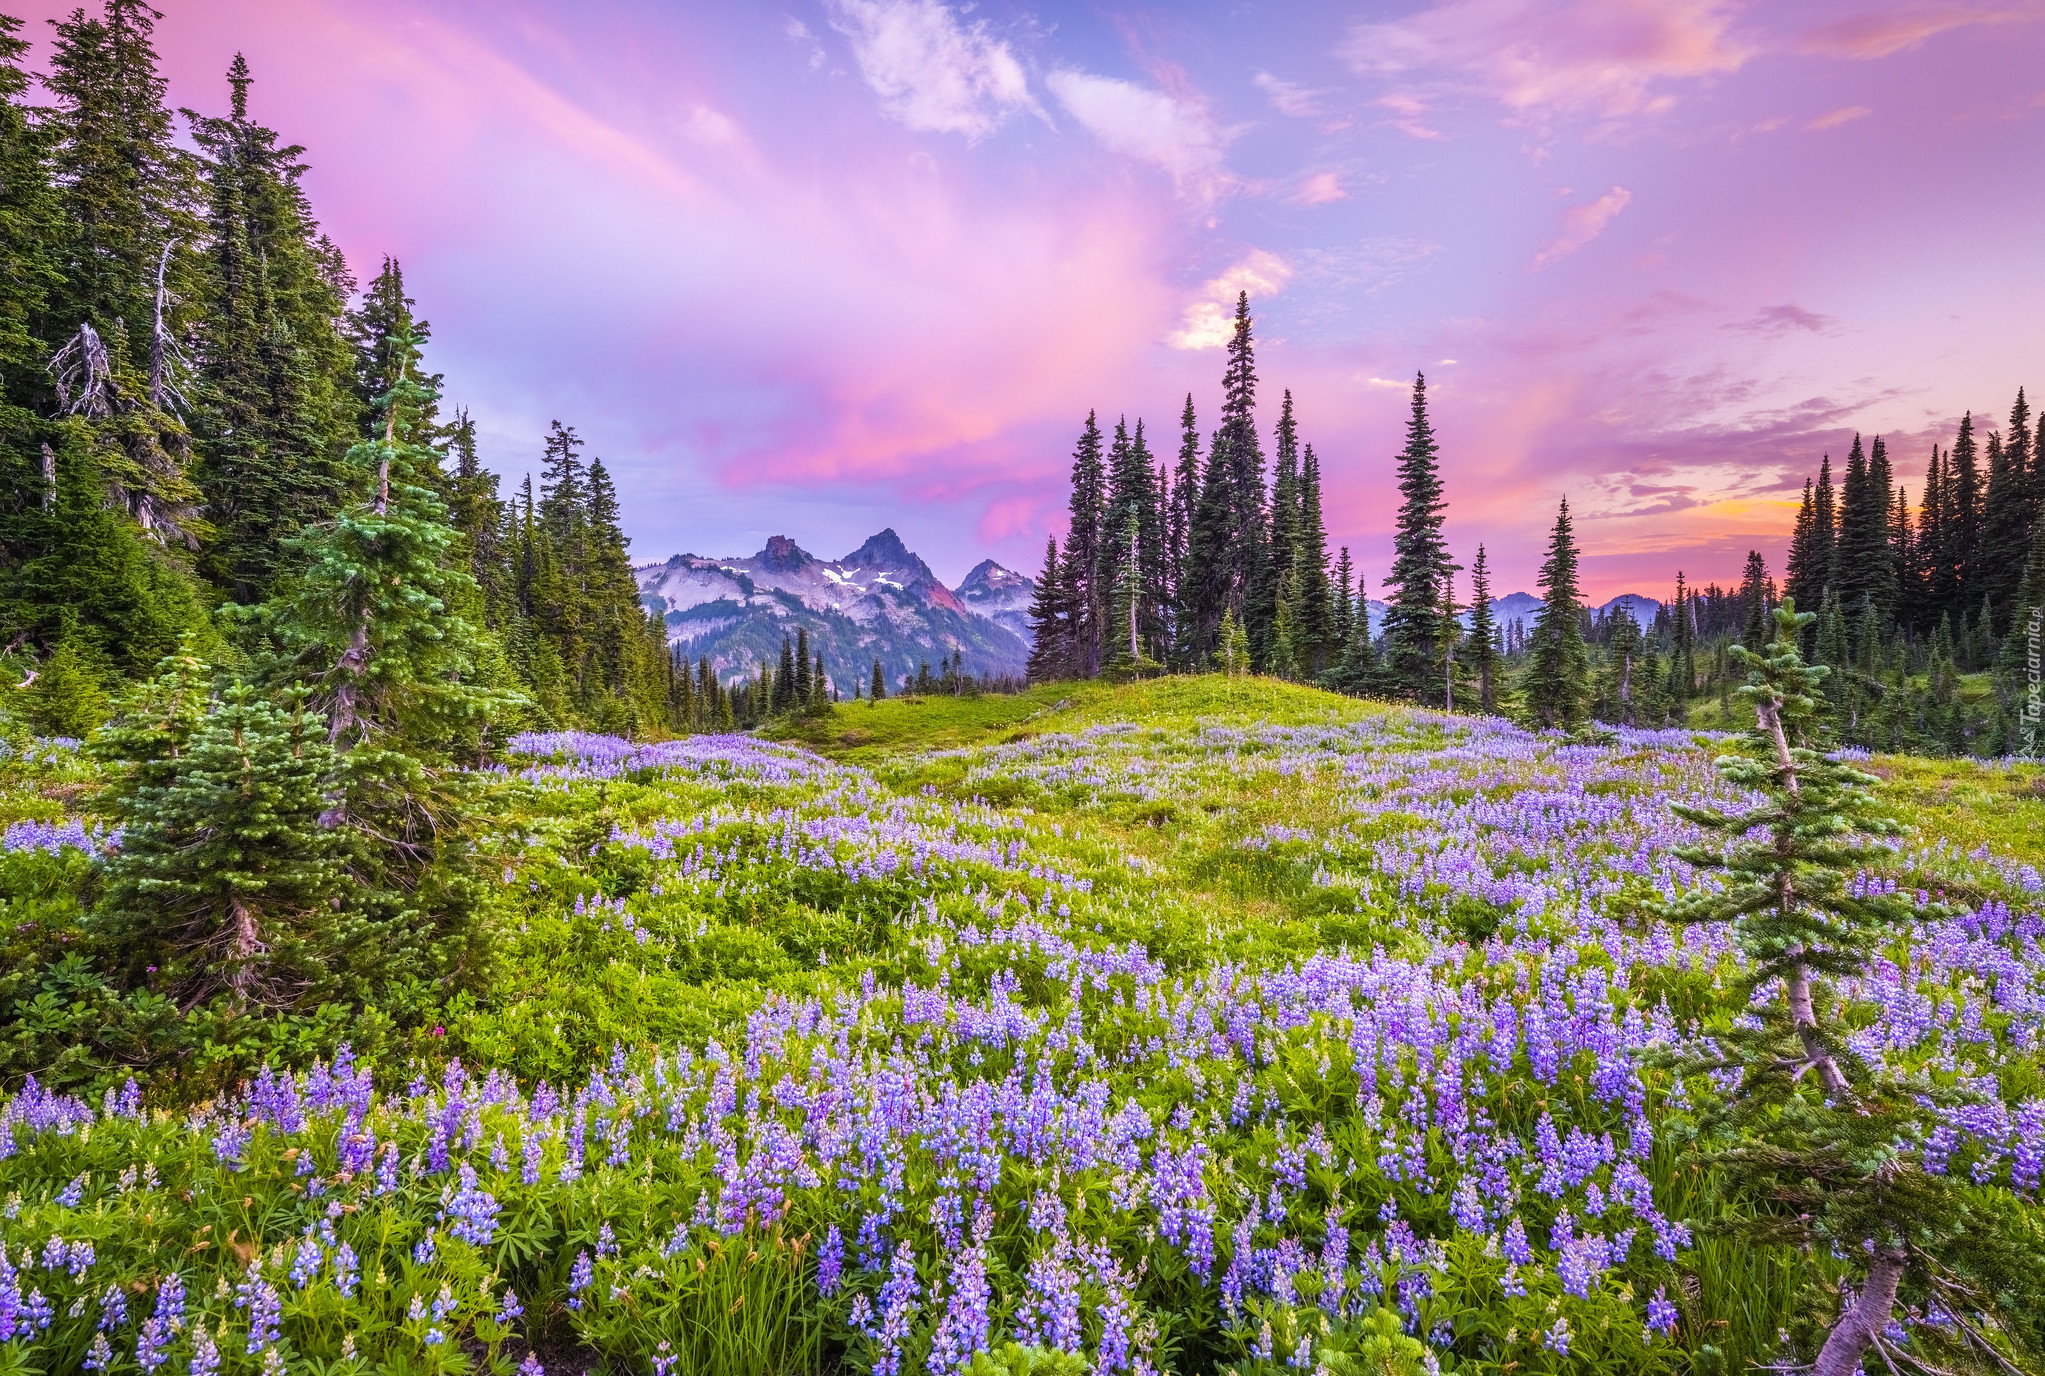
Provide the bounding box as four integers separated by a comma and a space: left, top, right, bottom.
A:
2, 678, 2043, 1376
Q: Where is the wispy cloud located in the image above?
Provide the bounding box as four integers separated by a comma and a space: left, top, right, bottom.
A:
824, 0, 1036, 139
1376, 91, 1445, 139
1340, 0, 1754, 125
1531, 186, 1632, 268
1294, 172, 1348, 205
1804, 103, 1872, 129
1166, 250, 1293, 349
1253, 70, 1325, 119
1727, 304, 1838, 333
1045, 68, 1233, 200
1794, 2, 2043, 59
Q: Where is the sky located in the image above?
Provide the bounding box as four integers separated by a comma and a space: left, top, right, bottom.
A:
13, 0, 2045, 598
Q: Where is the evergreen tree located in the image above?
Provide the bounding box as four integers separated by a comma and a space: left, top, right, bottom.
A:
1890, 479, 1919, 633
1330, 545, 1355, 654
1101, 415, 1163, 660
1063, 412, 1107, 676
189, 55, 356, 601
1656, 600, 2045, 1375
1943, 411, 1982, 620
1465, 543, 1500, 715
1670, 571, 1695, 704
1296, 442, 1332, 676
1186, 294, 1265, 665
1523, 498, 1590, 731
1738, 550, 1772, 649
94, 670, 342, 1008
1025, 534, 1069, 683
0, 12, 61, 386
1380, 373, 1456, 702
1167, 393, 1199, 664
43, 0, 202, 365
1598, 606, 1646, 726
1982, 389, 2034, 635
1260, 390, 1300, 670
870, 657, 885, 701
344, 256, 441, 446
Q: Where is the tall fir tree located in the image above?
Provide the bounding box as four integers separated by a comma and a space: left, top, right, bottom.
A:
1379, 372, 1455, 703
1465, 543, 1500, 714
1167, 393, 1199, 665
1524, 498, 1589, 731
344, 256, 441, 447
1187, 293, 1265, 665
1981, 389, 2034, 635
1739, 550, 1773, 649
188, 55, 356, 601
1942, 411, 1982, 622
1261, 389, 1300, 670
42, 0, 202, 363
1025, 534, 1069, 683
1295, 441, 1333, 676
1064, 411, 1107, 677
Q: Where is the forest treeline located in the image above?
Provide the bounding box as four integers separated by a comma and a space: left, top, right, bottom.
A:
1026, 293, 2042, 756
0, 2, 778, 743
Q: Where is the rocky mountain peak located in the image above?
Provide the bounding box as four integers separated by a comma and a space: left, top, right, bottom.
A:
757, 535, 812, 572
842, 528, 929, 577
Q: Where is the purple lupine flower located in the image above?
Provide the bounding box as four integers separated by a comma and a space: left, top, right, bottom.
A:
235, 1267, 282, 1353
136, 1317, 171, 1372
190, 1324, 221, 1376
443, 1163, 499, 1246
816, 1225, 844, 1297
333, 1244, 358, 1300
1543, 1317, 1572, 1355
1647, 1285, 1679, 1336
566, 1251, 594, 1310
1501, 1216, 1532, 1266
97, 1282, 126, 1330
57, 1175, 85, 1208
496, 1289, 524, 1325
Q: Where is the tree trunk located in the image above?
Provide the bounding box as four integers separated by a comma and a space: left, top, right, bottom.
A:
1784, 961, 1851, 1094
1812, 1247, 1906, 1376
228, 896, 264, 995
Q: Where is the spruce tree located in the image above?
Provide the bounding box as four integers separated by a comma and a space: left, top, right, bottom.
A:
1064, 412, 1106, 676
1296, 442, 1332, 676
0, 12, 61, 387
1185, 293, 1266, 666
870, 658, 886, 701
1657, 600, 2045, 1374
1025, 534, 1068, 683
94, 671, 341, 1008
189, 55, 356, 600
1465, 543, 1500, 714
1982, 390, 2034, 636
43, 0, 202, 363
1669, 571, 1695, 704
1379, 373, 1455, 702
1739, 550, 1772, 649
344, 256, 442, 446
1944, 411, 1982, 621
1261, 390, 1300, 670
1330, 545, 1355, 655
1523, 498, 1589, 731
1167, 394, 1199, 664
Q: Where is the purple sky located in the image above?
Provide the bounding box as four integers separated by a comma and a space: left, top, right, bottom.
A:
14, 0, 2045, 596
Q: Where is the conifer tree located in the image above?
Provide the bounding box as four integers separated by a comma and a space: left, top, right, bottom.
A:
1296, 442, 1332, 676
1657, 600, 2045, 1375
1669, 571, 1695, 704
1943, 411, 1982, 621
94, 669, 341, 1008
870, 658, 885, 701
189, 56, 356, 601
1524, 499, 1589, 731
1167, 394, 1199, 663
1187, 294, 1265, 664
1982, 389, 2034, 635
1380, 373, 1455, 702
1064, 412, 1107, 676
1325, 564, 1379, 694
1598, 606, 1646, 725
0, 12, 61, 388
43, 0, 202, 361
1330, 545, 1355, 655
1261, 390, 1300, 669
1738, 550, 1772, 649
1025, 534, 1069, 683
345, 257, 442, 446
1465, 544, 1500, 715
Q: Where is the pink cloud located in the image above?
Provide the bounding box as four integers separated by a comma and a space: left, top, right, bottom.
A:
1805, 103, 1873, 128
1341, 0, 1754, 123
1794, 3, 2043, 59
1530, 186, 1633, 269
1295, 172, 1348, 205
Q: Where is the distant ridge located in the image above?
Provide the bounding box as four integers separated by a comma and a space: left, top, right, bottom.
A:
636, 530, 1034, 692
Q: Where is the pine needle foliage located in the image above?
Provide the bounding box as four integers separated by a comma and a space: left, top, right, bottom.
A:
1655, 600, 2045, 1376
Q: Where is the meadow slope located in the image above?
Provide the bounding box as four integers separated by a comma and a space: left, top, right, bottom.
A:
2, 678, 2042, 1376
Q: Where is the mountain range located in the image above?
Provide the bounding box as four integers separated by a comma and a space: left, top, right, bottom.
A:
637, 528, 1664, 692
636, 530, 1035, 694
